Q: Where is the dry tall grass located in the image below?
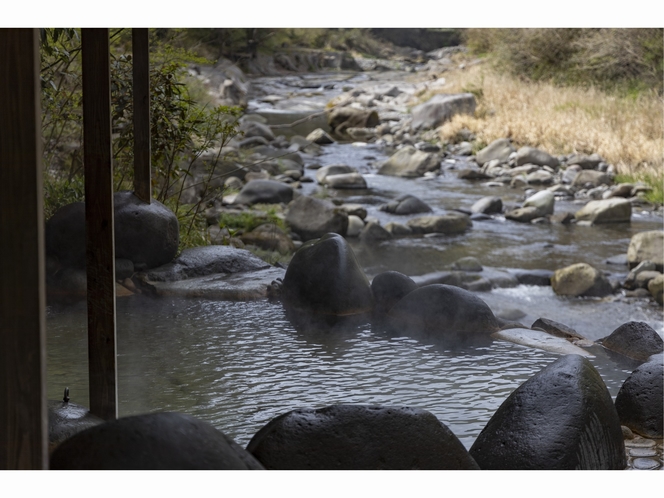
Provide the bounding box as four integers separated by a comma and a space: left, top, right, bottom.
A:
436, 63, 663, 178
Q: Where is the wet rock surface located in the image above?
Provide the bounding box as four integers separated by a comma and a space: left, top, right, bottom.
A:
600, 321, 664, 362
469, 355, 626, 470
50, 412, 264, 470
246, 404, 479, 470
615, 353, 663, 439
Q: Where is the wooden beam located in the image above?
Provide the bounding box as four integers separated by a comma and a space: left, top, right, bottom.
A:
133, 28, 151, 203
0, 28, 48, 470
82, 28, 118, 421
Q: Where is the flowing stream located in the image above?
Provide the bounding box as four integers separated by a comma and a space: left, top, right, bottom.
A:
47, 69, 663, 451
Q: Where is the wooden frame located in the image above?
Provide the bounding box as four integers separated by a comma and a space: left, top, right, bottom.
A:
0, 28, 48, 470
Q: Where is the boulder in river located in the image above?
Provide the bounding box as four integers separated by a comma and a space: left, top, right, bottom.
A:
386, 284, 501, 344
380, 194, 432, 215
571, 170, 612, 188
627, 230, 663, 271
327, 107, 379, 137
470, 196, 502, 215
306, 128, 335, 145
522, 189, 555, 216
648, 274, 664, 304
406, 213, 471, 235
475, 138, 515, 166
514, 146, 559, 168
50, 412, 264, 470
574, 198, 631, 224
469, 354, 626, 470
280, 233, 373, 322
246, 404, 479, 470
614, 353, 663, 439
233, 179, 294, 206
315, 164, 356, 184
410, 93, 476, 131
551, 262, 613, 297
240, 223, 295, 254
324, 173, 367, 189
378, 145, 441, 178
286, 195, 348, 241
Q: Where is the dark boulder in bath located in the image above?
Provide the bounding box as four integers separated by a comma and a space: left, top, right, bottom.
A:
48, 395, 103, 455
469, 354, 626, 470
50, 412, 264, 470
371, 270, 418, 317
598, 321, 663, 363
45, 191, 179, 270
615, 353, 663, 438
386, 284, 500, 343
281, 233, 373, 322
246, 404, 479, 470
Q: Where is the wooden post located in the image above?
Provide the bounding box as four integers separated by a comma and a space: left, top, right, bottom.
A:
0, 28, 48, 470
133, 28, 151, 203
82, 28, 118, 421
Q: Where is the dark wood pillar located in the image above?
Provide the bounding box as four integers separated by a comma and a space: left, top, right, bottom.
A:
82, 28, 118, 421
0, 28, 48, 470
132, 28, 151, 203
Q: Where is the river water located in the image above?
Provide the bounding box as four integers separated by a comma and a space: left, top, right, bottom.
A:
46, 69, 663, 451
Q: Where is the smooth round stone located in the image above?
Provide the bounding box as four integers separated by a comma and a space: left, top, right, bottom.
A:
629, 447, 657, 458
631, 457, 660, 470
625, 437, 656, 448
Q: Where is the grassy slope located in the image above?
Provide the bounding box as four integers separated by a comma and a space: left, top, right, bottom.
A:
436, 56, 663, 204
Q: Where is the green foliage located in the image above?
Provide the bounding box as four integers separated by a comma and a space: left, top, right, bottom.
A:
463, 28, 664, 95
217, 205, 287, 234
40, 28, 243, 252
614, 173, 664, 205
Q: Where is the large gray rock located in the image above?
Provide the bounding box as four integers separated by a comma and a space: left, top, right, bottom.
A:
315, 164, 356, 184
240, 120, 275, 141
233, 180, 294, 206
572, 169, 612, 188
324, 173, 367, 189
551, 263, 613, 297
113, 192, 180, 270
281, 233, 373, 320
649, 274, 664, 304
406, 213, 471, 234
504, 206, 544, 223
615, 354, 663, 438
240, 223, 295, 254
410, 93, 476, 131
575, 198, 631, 224
599, 321, 664, 363
305, 128, 335, 145
469, 355, 626, 470
246, 404, 479, 470
475, 138, 515, 166
522, 190, 555, 216
470, 196, 502, 215
628, 230, 664, 271
50, 412, 264, 470
286, 195, 348, 241
45, 192, 179, 270
386, 284, 501, 343
567, 153, 602, 170
380, 194, 432, 215
141, 245, 269, 282
378, 146, 441, 178
327, 107, 379, 136
514, 146, 559, 167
